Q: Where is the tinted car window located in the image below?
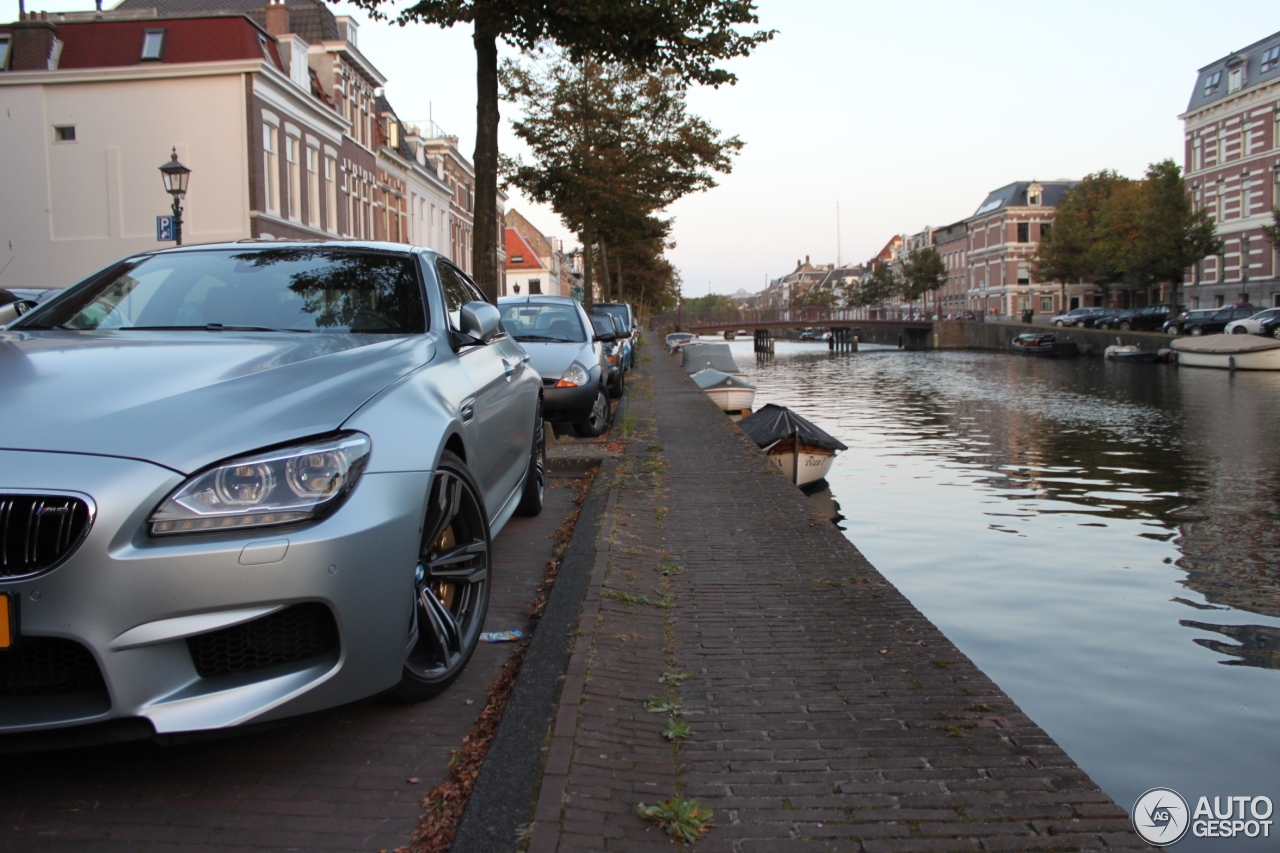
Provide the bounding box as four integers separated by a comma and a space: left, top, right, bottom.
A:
28, 248, 426, 334
597, 304, 630, 330
500, 302, 587, 342
435, 261, 473, 330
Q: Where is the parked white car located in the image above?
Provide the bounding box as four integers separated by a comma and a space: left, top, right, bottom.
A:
1225, 307, 1280, 335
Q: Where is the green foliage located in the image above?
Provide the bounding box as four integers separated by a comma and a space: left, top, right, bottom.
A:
1264, 207, 1280, 250
788, 286, 837, 309
682, 293, 738, 314
659, 668, 694, 685
636, 797, 715, 843
898, 246, 947, 304
848, 262, 898, 308
645, 696, 682, 714
1033, 163, 1220, 303
663, 718, 692, 740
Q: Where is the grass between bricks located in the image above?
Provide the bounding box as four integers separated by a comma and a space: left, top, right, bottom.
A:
393, 471, 595, 853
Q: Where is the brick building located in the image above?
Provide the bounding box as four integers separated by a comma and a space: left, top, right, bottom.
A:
965, 181, 1091, 317
1180, 29, 1280, 309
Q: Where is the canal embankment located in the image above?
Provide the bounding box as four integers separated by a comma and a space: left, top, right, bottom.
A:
934, 320, 1175, 354
460, 340, 1147, 852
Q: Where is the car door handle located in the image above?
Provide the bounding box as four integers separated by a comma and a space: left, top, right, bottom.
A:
502, 359, 517, 379
460, 398, 475, 423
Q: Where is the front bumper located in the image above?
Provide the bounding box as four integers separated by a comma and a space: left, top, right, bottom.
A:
0, 449, 430, 737
543, 382, 597, 423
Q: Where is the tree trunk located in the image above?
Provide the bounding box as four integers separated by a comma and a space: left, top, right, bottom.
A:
581, 226, 594, 308
598, 241, 613, 301
470, 22, 500, 303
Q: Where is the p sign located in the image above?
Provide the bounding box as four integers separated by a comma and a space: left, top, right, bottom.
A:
156, 215, 176, 241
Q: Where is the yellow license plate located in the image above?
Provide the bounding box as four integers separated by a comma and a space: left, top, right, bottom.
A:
0, 594, 11, 648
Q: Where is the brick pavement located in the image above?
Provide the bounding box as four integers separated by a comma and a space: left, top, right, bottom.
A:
524, 343, 1147, 852
1, 479, 581, 853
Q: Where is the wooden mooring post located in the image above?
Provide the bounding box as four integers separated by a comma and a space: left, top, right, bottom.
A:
828, 327, 858, 353
754, 328, 774, 357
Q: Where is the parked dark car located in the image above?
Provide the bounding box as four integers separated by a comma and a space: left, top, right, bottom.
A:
1164, 308, 1218, 334
1077, 308, 1126, 329
587, 311, 626, 398
1105, 303, 1182, 331
1180, 304, 1257, 336
952, 311, 977, 321
1258, 315, 1280, 339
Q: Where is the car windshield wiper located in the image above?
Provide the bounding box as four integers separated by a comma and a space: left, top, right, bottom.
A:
513, 334, 568, 342
127, 325, 312, 332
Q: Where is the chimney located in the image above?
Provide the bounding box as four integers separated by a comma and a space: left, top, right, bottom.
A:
9, 16, 60, 70
264, 0, 289, 36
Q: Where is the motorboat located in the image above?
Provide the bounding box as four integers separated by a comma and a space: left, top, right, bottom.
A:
1104, 345, 1162, 363
665, 332, 695, 352
738, 404, 847, 488
681, 342, 746, 379
1171, 334, 1280, 370
690, 368, 756, 412
1011, 332, 1078, 358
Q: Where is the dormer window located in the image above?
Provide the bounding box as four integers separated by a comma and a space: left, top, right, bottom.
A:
1027, 183, 1043, 206
140, 29, 166, 61
511, 255, 524, 263
1228, 67, 1244, 93
1204, 71, 1222, 95
1263, 46, 1280, 73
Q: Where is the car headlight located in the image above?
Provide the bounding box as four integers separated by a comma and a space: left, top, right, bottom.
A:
555, 362, 589, 388
149, 433, 371, 535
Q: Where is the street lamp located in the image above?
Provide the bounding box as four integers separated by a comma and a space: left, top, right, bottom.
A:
158, 148, 191, 246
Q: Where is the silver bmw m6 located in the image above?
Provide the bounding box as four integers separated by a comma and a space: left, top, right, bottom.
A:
0, 241, 545, 747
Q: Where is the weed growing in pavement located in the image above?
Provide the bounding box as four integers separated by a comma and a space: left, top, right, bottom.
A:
635, 797, 713, 843
655, 557, 684, 576
654, 505, 667, 521
618, 412, 637, 439
645, 696, 682, 715
663, 718, 692, 740
659, 668, 693, 686
602, 590, 650, 606
647, 443, 663, 452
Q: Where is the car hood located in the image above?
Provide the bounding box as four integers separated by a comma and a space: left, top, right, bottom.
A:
517, 340, 596, 381
0, 330, 433, 473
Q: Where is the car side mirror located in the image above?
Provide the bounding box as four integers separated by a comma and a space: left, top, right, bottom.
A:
616, 329, 632, 339
594, 332, 617, 343
458, 301, 501, 344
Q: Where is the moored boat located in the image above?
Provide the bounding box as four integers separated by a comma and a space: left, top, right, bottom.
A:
682, 342, 746, 379
1171, 334, 1280, 370
738, 404, 847, 488
665, 332, 694, 352
1104, 345, 1162, 363
1011, 332, 1078, 358
690, 368, 756, 412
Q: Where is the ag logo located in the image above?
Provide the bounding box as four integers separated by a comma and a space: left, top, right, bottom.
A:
1133, 787, 1190, 845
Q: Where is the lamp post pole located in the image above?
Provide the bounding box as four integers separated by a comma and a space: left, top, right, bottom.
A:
158, 148, 191, 246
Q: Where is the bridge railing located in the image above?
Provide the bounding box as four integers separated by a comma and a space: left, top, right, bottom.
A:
648, 306, 944, 333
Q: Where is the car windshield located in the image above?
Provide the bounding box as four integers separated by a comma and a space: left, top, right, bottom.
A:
500, 303, 587, 342
597, 305, 630, 328
21, 248, 426, 334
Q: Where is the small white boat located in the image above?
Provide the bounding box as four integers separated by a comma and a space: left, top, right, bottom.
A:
1104, 345, 1162, 363
738, 404, 847, 488
665, 332, 694, 352
1171, 334, 1280, 370
690, 368, 756, 412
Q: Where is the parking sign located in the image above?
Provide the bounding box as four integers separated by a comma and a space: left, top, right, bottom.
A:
156, 215, 176, 241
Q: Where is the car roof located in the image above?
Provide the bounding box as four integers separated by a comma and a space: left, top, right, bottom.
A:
134, 239, 435, 259
497, 295, 579, 305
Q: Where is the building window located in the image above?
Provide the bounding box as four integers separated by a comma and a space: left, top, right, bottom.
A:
1243, 118, 1253, 156
0, 36, 10, 70
1215, 294, 1225, 307
1275, 111, 1280, 150
286, 136, 301, 220
263, 124, 280, 214
1217, 127, 1228, 163
140, 29, 166, 61
324, 156, 337, 233
1242, 235, 1251, 281
511, 254, 523, 263
1228, 67, 1243, 93
1192, 136, 1203, 171
1204, 71, 1221, 95
1017, 222, 1030, 243
1040, 296, 1053, 313
53, 125, 76, 142
528, 279, 542, 295
306, 147, 320, 228
1240, 177, 1249, 219
1260, 45, 1280, 73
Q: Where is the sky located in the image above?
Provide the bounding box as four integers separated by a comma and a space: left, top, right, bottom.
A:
22, 0, 1280, 298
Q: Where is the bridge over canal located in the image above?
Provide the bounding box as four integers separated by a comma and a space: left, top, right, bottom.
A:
648, 307, 939, 348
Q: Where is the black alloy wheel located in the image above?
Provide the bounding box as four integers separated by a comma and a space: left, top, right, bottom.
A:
574, 387, 610, 437
1190, 326, 1204, 336
609, 366, 626, 399
515, 398, 546, 517
1231, 326, 1248, 334
393, 451, 490, 701
1272, 326, 1280, 339
1119, 321, 1132, 331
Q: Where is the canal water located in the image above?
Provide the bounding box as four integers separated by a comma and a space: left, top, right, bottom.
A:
723, 338, 1280, 845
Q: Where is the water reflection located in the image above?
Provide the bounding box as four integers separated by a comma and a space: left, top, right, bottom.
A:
805, 483, 845, 529
726, 340, 1280, 830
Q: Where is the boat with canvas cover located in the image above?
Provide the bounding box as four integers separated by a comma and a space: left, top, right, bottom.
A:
1171, 334, 1280, 370
681, 342, 746, 379
738, 404, 848, 488
690, 368, 756, 412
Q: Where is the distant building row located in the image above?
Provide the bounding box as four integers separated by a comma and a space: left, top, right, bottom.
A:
0, 0, 497, 288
